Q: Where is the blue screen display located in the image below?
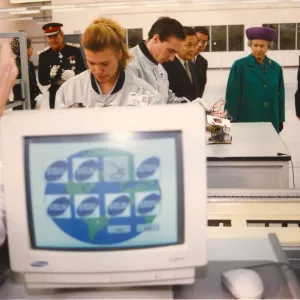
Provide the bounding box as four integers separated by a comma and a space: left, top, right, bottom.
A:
24, 132, 184, 250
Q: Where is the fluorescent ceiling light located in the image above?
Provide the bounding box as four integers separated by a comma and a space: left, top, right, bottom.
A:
10, 0, 49, 2
103, 5, 131, 8
194, 1, 231, 4
147, 3, 180, 7
242, 0, 279, 2
9, 10, 40, 15
7, 17, 33, 21
0, 7, 27, 13
41, 5, 75, 10
87, 2, 125, 6
140, 0, 177, 3
36, 21, 49, 25
53, 7, 86, 12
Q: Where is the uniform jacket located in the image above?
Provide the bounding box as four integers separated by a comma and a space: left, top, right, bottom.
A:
38, 43, 86, 88
127, 41, 187, 104
194, 54, 208, 98
55, 69, 164, 108
162, 56, 198, 101
295, 56, 300, 117
13, 57, 41, 109
225, 54, 285, 133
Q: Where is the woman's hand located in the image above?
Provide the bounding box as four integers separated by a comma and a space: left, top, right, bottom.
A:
0, 41, 18, 116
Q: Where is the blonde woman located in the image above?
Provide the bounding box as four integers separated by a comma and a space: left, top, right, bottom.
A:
55, 18, 163, 108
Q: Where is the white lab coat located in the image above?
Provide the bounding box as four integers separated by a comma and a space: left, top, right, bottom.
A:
128, 45, 187, 104
0, 185, 6, 246
55, 70, 164, 108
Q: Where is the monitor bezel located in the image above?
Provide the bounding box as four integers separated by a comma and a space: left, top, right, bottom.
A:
1, 106, 207, 274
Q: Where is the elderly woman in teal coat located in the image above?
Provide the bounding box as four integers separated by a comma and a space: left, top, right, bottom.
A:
225, 27, 285, 133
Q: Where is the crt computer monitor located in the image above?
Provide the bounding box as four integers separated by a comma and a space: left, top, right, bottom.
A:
0, 105, 207, 289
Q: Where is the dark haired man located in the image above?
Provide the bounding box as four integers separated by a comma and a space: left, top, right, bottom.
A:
163, 27, 199, 101
128, 17, 190, 103
194, 26, 209, 98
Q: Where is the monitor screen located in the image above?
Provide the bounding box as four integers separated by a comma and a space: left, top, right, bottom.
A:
24, 131, 184, 251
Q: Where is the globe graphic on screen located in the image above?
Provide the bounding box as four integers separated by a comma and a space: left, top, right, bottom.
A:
44, 148, 161, 245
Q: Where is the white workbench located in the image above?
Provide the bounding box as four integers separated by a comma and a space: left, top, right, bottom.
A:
207, 122, 291, 188
0, 234, 299, 299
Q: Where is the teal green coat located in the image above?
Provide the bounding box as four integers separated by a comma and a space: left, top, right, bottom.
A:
225, 54, 285, 133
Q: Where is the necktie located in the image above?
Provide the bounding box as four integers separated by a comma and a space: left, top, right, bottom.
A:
184, 61, 193, 83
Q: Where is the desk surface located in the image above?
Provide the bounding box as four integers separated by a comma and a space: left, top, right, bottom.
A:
1, 236, 297, 300
207, 123, 291, 161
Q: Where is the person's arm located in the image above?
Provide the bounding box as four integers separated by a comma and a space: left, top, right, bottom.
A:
278, 67, 285, 125
0, 42, 18, 116
55, 85, 65, 109
225, 61, 242, 122
38, 52, 56, 86
202, 59, 208, 95
29, 61, 42, 99
75, 48, 86, 74
0, 185, 5, 246
0, 42, 17, 245
295, 64, 300, 119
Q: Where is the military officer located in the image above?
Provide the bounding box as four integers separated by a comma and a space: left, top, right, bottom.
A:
38, 22, 86, 109
225, 26, 285, 133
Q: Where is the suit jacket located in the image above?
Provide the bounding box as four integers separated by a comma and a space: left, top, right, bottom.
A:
162, 56, 198, 101
195, 54, 208, 98
295, 56, 300, 117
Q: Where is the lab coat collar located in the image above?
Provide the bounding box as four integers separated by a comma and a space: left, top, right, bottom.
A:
138, 40, 158, 65
90, 68, 125, 95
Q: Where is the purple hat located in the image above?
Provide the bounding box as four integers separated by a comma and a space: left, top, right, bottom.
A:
246, 27, 276, 41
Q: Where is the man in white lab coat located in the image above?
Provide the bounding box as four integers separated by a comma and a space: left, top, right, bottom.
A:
128, 17, 191, 104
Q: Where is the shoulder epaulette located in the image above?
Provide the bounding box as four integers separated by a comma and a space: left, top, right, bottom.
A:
38, 46, 50, 55
66, 42, 81, 48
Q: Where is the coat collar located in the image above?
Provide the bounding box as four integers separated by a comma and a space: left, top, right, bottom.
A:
246, 54, 273, 68
245, 54, 273, 81
138, 40, 158, 65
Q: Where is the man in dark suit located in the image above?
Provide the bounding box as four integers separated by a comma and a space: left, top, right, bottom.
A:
162, 27, 199, 101
194, 26, 209, 98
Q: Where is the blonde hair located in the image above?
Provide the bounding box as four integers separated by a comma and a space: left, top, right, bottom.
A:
82, 18, 131, 69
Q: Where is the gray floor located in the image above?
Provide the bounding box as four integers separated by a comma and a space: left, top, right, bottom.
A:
36, 67, 300, 188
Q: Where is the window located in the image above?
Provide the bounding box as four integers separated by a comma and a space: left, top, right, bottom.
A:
228, 25, 244, 51
262, 24, 279, 50
297, 24, 300, 50
126, 28, 143, 49
280, 23, 296, 50
211, 26, 227, 52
